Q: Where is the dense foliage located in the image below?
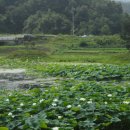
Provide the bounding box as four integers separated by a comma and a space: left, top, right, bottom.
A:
121, 14, 130, 50
32, 64, 130, 81
0, 0, 124, 35
0, 62, 130, 130
46, 35, 125, 49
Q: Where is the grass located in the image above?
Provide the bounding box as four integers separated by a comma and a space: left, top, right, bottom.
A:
0, 46, 129, 64
0, 34, 128, 64
49, 52, 130, 64
45, 35, 125, 50
0, 35, 130, 130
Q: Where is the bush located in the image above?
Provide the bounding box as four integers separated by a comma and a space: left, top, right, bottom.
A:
94, 35, 125, 48
79, 41, 88, 47
126, 43, 130, 50
0, 41, 6, 46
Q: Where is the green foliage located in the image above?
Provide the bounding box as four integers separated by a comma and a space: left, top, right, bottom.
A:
93, 35, 125, 48
23, 11, 71, 34
0, 49, 130, 129
0, 0, 124, 35
101, 24, 111, 35
8, 50, 47, 59
46, 35, 125, 50
0, 14, 7, 33
0, 63, 130, 130
33, 64, 130, 81
121, 14, 130, 51
0, 127, 9, 130
0, 46, 129, 65
79, 41, 88, 47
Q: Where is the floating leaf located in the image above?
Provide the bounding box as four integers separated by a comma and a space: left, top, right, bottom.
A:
71, 107, 80, 112
40, 121, 48, 128
0, 127, 9, 130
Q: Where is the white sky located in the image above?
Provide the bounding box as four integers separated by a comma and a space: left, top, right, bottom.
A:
115, 0, 130, 2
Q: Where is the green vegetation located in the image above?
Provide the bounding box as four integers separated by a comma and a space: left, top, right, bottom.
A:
0, 0, 130, 129
0, 38, 130, 129
0, 35, 129, 64
121, 14, 130, 51
0, 0, 124, 35
0, 61, 130, 130
45, 35, 126, 50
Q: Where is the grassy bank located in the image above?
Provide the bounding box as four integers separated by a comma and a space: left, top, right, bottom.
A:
0, 47, 129, 64
0, 34, 129, 64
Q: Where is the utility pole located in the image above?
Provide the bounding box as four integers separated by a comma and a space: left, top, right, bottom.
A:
72, 7, 75, 35
71, 0, 76, 35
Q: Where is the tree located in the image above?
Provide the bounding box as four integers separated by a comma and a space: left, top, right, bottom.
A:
0, 0, 124, 35
0, 14, 7, 33
23, 11, 71, 34
121, 14, 130, 50
101, 24, 111, 35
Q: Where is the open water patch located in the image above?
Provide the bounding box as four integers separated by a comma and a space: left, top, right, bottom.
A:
0, 68, 58, 90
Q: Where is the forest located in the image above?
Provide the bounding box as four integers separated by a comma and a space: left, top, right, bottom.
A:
0, 0, 127, 35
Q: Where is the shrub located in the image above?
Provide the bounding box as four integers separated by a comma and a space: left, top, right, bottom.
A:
79, 41, 88, 47
126, 43, 130, 50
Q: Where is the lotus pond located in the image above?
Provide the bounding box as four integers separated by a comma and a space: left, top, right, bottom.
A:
0, 57, 130, 130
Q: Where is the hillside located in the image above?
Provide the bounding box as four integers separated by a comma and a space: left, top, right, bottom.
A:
0, 0, 123, 35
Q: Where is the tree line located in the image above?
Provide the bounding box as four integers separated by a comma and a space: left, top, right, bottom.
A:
0, 0, 129, 35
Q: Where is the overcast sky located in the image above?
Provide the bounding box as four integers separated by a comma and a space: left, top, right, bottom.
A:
114, 0, 130, 2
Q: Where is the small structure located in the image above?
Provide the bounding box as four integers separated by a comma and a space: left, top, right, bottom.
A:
0, 34, 35, 45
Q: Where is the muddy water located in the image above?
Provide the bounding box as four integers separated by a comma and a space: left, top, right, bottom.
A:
0, 69, 58, 90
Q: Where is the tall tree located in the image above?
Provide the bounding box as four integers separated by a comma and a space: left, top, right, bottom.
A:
23, 11, 71, 34
0, 0, 124, 35
121, 14, 130, 50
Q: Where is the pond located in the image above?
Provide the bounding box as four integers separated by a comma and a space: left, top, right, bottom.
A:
0, 68, 58, 90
